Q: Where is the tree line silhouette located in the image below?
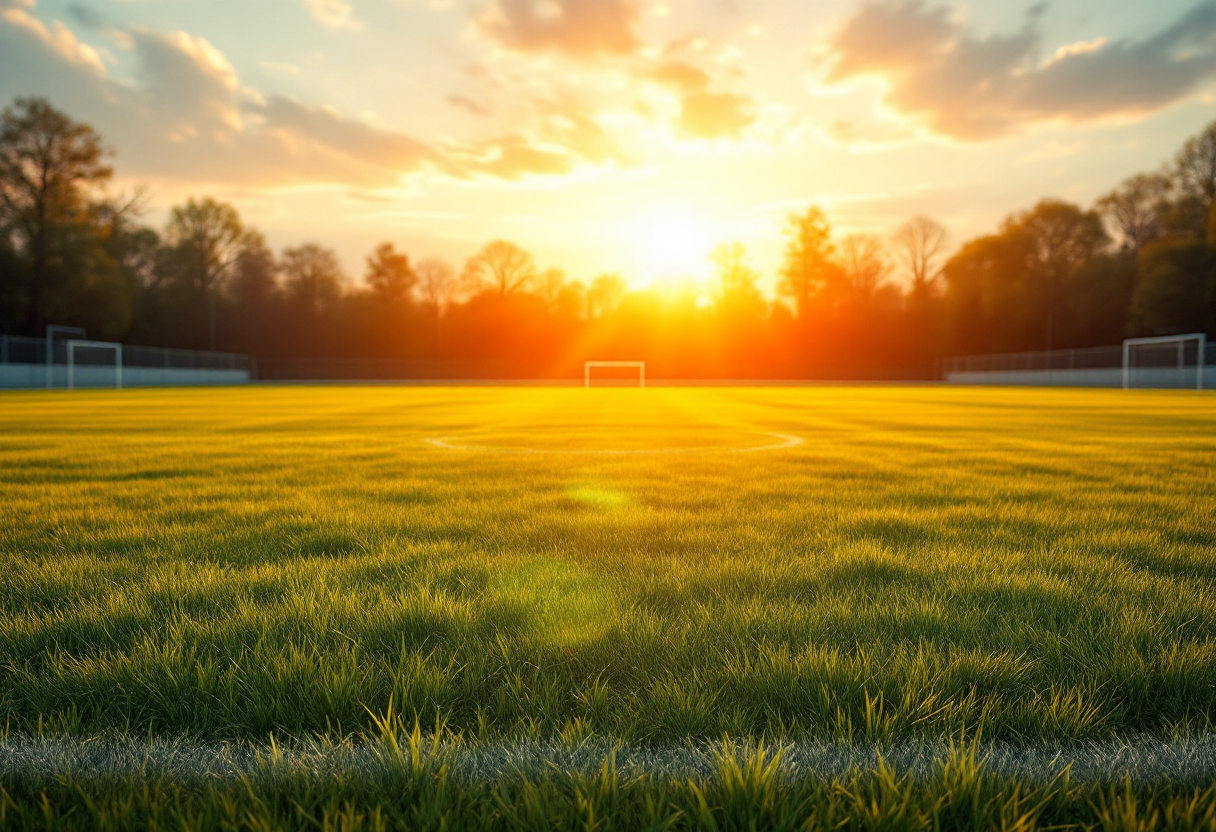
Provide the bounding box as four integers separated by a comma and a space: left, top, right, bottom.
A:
2, 97, 1215, 378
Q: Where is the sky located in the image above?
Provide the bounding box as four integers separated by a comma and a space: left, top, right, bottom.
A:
3, 0, 1216, 291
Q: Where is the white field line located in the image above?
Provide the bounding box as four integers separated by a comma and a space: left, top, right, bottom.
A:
2, 736, 1216, 787
425, 432, 804, 455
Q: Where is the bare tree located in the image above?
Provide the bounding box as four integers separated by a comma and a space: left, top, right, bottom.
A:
838, 233, 891, 302
461, 239, 536, 295
0, 97, 112, 330
414, 257, 457, 310
164, 196, 245, 349
892, 215, 948, 296
779, 207, 835, 318
414, 257, 456, 356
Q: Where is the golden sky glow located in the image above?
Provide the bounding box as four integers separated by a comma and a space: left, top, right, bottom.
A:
632, 208, 714, 288
4, 0, 1216, 286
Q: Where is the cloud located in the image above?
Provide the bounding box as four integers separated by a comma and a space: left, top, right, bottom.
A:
649, 60, 710, 93
0, 3, 638, 190
129, 29, 242, 130
1, 4, 105, 74
676, 90, 754, 140
448, 94, 490, 116
439, 107, 630, 180
824, 0, 1216, 141
448, 133, 575, 179
303, 0, 361, 30
477, 0, 638, 57
646, 59, 754, 140
251, 97, 434, 170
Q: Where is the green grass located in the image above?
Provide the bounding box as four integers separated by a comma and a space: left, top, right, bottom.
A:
1, 384, 1215, 828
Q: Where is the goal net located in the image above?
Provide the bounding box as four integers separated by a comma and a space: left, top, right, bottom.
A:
584, 361, 645, 388
1123, 334, 1206, 390
67, 340, 123, 389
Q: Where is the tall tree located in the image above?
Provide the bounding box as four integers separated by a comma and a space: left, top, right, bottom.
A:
163, 197, 245, 349
414, 257, 457, 357
415, 258, 457, 309
282, 244, 343, 313
0, 97, 112, 332
228, 232, 279, 356
710, 242, 764, 312
1129, 240, 1216, 336
462, 239, 536, 295
536, 267, 568, 310
587, 273, 626, 319
1005, 200, 1108, 351
941, 232, 1037, 355
838, 233, 890, 303
280, 243, 343, 357
1173, 119, 1216, 241
779, 207, 835, 318
892, 216, 948, 297
365, 242, 415, 301
1095, 173, 1170, 253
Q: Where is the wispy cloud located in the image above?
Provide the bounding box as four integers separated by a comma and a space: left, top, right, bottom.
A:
476, 0, 639, 57
303, 0, 361, 30
0, 5, 634, 187
824, 0, 1216, 140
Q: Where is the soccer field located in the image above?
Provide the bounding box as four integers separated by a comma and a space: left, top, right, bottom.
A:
2, 385, 1215, 829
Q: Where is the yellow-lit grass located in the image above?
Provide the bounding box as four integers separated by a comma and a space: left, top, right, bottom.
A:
0, 385, 1214, 744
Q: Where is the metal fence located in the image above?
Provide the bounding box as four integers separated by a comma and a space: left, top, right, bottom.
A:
0, 334, 251, 372
943, 343, 1216, 375
258, 357, 511, 381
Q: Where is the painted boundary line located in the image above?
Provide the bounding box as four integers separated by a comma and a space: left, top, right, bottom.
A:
425, 431, 805, 455
2, 736, 1215, 786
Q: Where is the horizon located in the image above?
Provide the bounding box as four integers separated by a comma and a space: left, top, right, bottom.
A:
4, 0, 1216, 286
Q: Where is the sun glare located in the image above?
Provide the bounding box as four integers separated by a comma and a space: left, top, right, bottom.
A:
633, 209, 713, 287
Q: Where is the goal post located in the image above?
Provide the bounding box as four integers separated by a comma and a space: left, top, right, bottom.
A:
584, 361, 645, 388
1122, 333, 1206, 390
67, 340, 122, 390
45, 324, 86, 389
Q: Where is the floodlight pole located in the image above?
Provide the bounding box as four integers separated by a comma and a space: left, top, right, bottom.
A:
46, 325, 86, 389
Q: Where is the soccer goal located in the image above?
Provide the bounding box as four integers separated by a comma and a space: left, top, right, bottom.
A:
67, 340, 123, 390
45, 324, 86, 388
1122, 333, 1206, 390
585, 361, 645, 388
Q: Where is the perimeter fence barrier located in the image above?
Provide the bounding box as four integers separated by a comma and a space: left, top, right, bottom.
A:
0, 334, 251, 389
256, 357, 939, 383
944, 342, 1216, 388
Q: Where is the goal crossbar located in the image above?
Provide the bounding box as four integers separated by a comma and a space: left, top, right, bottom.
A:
1122, 333, 1205, 390
67, 339, 123, 390
584, 361, 645, 388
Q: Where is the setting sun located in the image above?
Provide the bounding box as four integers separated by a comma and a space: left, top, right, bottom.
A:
632, 209, 713, 287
